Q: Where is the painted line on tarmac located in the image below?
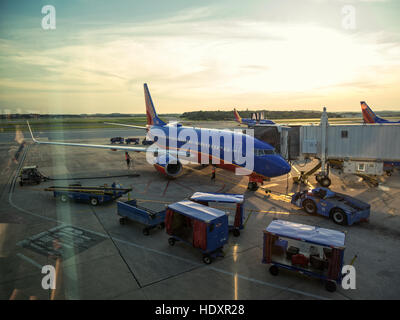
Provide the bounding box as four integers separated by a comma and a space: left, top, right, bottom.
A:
162, 180, 170, 197
243, 210, 253, 227
173, 180, 195, 192
262, 183, 278, 188
215, 183, 226, 193
208, 267, 330, 300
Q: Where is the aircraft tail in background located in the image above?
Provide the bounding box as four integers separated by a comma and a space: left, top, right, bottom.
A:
233, 108, 243, 124
361, 101, 379, 123
144, 83, 166, 126
360, 101, 400, 124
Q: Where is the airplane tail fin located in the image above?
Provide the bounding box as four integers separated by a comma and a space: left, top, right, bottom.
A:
360, 101, 378, 123
144, 83, 166, 126
233, 108, 242, 124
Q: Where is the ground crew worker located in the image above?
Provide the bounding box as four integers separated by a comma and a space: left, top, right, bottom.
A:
111, 182, 116, 196
125, 152, 131, 169
211, 166, 216, 181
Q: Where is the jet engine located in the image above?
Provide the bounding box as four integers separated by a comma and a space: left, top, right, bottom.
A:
153, 154, 183, 178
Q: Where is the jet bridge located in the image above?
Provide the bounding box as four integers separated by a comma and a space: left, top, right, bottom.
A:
253, 108, 400, 186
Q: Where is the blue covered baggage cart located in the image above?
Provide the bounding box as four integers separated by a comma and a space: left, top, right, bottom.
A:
262, 219, 346, 292
291, 187, 370, 225
117, 199, 166, 235
45, 183, 132, 206
166, 200, 228, 264
189, 192, 245, 237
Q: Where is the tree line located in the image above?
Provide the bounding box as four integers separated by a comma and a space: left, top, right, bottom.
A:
180, 110, 352, 121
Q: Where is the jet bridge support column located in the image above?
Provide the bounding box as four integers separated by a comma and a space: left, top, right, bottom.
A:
315, 107, 331, 187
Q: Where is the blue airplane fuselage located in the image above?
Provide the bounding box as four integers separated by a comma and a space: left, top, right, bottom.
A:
148, 124, 291, 179
240, 119, 276, 126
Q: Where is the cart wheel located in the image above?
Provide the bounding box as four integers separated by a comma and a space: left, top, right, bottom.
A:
60, 194, 68, 203
269, 265, 279, 276
142, 228, 150, 236
303, 199, 317, 214
158, 222, 165, 230
202, 255, 212, 265
233, 229, 240, 237
119, 217, 126, 225
325, 280, 337, 292
90, 197, 98, 206
331, 208, 347, 225
168, 238, 175, 246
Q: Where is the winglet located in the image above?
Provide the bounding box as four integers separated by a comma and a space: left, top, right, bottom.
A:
26, 121, 38, 143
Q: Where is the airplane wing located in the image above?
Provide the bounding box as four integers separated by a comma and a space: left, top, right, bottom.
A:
27, 121, 196, 158
27, 121, 148, 152
104, 122, 148, 129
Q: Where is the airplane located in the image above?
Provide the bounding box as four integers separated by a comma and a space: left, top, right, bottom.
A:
234, 108, 275, 126
361, 101, 400, 124
27, 84, 291, 191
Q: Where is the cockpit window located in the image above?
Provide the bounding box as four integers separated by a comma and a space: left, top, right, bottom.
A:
254, 149, 275, 156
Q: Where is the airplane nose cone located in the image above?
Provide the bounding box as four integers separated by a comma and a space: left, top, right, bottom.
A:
281, 159, 292, 175
269, 156, 291, 177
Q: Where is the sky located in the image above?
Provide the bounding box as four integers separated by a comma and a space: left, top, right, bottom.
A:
0, 0, 399, 114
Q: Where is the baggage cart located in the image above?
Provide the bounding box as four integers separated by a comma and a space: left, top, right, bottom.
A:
189, 192, 245, 237
117, 199, 166, 235
262, 219, 346, 292
44, 183, 132, 206
166, 200, 228, 264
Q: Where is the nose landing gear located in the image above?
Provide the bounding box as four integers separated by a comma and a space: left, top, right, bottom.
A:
248, 181, 259, 191
247, 175, 267, 191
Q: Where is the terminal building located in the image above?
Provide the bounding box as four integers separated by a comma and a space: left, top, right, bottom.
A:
250, 108, 400, 186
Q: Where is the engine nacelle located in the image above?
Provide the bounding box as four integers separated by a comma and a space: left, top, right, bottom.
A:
153, 154, 183, 178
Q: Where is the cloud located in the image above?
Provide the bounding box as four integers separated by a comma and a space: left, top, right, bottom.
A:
0, 6, 400, 113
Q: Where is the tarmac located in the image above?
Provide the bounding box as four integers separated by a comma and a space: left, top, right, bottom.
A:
1, 125, 400, 300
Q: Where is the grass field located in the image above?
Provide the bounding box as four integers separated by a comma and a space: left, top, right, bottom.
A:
1, 116, 400, 132
0, 117, 148, 132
